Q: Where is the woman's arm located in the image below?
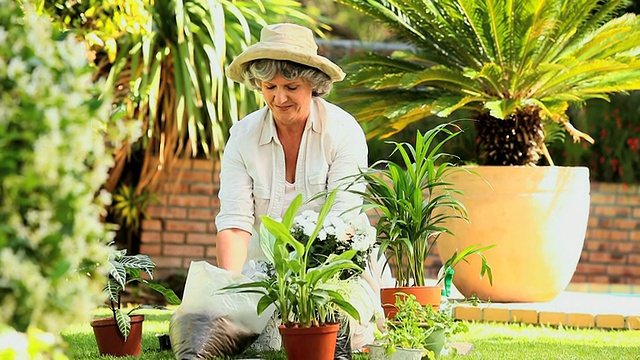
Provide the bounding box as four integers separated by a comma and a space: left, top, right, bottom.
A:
215, 122, 256, 272
216, 228, 251, 272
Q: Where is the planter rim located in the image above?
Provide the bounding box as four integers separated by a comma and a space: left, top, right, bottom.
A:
366, 344, 425, 353
90, 314, 145, 328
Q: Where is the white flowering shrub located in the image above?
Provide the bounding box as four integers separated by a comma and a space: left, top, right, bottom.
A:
290, 210, 377, 280
0, 0, 129, 355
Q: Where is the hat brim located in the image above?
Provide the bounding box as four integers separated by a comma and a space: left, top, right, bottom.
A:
226, 43, 346, 83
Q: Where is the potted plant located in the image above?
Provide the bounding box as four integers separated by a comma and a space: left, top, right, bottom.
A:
225, 190, 368, 360
348, 123, 493, 316
334, 0, 640, 302
367, 292, 468, 360
90, 247, 181, 357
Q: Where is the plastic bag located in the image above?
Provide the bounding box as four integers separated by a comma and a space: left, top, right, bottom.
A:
169, 261, 274, 359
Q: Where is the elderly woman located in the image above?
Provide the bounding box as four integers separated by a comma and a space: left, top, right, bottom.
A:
215, 23, 389, 355
216, 23, 367, 271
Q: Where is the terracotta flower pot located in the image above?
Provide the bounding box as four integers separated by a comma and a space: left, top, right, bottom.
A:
380, 286, 441, 319
278, 323, 340, 360
91, 314, 145, 356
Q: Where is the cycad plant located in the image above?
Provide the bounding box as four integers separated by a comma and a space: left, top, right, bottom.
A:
333, 0, 640, 166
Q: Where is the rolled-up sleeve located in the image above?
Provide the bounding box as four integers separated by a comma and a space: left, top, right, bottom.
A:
326, 113, 368, 215
215, 127, 255, 234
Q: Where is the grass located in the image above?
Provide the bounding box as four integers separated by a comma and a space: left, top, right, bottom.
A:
62, 308, 640, 359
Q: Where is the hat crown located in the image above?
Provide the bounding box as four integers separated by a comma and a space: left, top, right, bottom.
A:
260, 23, 318, 54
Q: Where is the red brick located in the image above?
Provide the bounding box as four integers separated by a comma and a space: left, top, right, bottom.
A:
576, 263, 607, 274
617, 195, 640, 205
596, 315, 625, 329
190, 183, 215, 195
539, 312, 566, 326
140, 244, 162, 256
187, 233, 215, 245
210, 197, 220, 208
597, 183, 624, 193
614, 219, 638, 230
567, 313, 594, 328
163, 244, 205, 257
165, 220, 208, 232
162, 182, 189, 194
596, 218, 613, 228
483, 308, 509, 323
587, 275, 610, 283
634, 209, 640, 218
188, 208, 214, 220
585, 240, 608, 251
594, 206, 631, 217
158, 207, 188, 219
611, 242, 635, 253
588, 252, 614, 263
613, 265, 640, 276
587, 229, 609, 240
176, 170, 212, 183
142, 219, 162, 231
163, 232, 185, 243
610, 230, 630, 241
141, 231, 161, 244
168, 195, 211, 207
153, 256, 183, 269
172, 159, 193, 170
205, 245, 218, 259
147, 205, 166, 218
571, 274, 587, 282
192, 159, 216, 170
629, 255, 640, 264
631, 231, 640, 241
208, 222, 218, 233
590, 194, 617, 205
579, 252, 589, 262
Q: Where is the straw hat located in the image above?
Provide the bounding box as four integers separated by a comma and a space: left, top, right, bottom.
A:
226, 23, 345, 83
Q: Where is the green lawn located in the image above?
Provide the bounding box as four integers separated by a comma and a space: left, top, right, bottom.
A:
62, 308, 640, 359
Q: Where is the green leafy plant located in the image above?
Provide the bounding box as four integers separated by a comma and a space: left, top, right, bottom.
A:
335, 0, 640, 166
0, 0, 128, 357
104, 247, 181, 340
373, 293, 468, 359
225, 190, 362, 328
348, 123, 492, 287
439, 244, 494, 286
41, 0, 328, 194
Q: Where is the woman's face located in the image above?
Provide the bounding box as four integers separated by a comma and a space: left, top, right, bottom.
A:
261, 73, 313, 126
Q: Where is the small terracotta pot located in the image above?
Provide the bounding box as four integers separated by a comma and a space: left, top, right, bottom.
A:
380, 286, 441, 319
279, 323, 340, 360
90, 314, 145, 356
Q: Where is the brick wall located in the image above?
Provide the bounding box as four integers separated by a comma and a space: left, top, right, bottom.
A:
141, 162, 640, 287
139, 159, 220, 279
571, 182, 640, 285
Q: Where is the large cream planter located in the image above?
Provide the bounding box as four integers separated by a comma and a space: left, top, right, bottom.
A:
437, 166, 590, 302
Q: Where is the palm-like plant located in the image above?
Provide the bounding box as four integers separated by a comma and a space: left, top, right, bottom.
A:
100, 0, 324, 193
40, 0, 325, 252
333, 0, 640, 166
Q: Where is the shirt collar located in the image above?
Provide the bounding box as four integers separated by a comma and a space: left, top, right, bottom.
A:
258, 98, 322, 146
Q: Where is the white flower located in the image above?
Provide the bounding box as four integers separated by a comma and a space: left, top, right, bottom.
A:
7, 58, 26, 78
0, 0, 114, 344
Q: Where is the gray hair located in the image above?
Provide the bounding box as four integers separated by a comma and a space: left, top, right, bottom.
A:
241, 59, 333, 96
